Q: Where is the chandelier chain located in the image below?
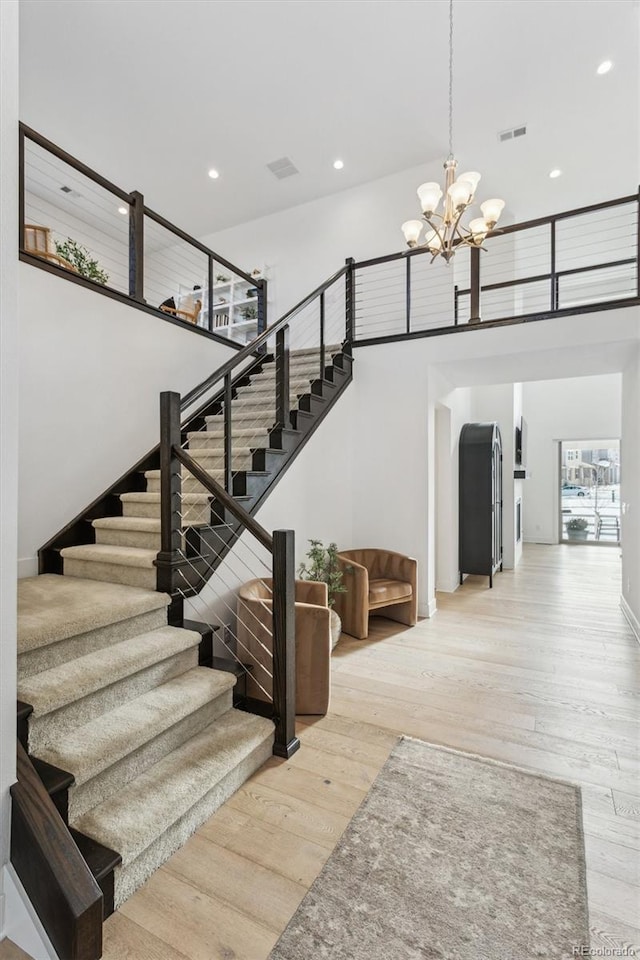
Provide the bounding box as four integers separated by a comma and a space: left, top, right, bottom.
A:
448, 0, 454, 159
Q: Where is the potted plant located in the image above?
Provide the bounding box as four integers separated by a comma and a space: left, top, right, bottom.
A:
566, 517, 589, 541
298, 539, 346, 649
215, 273, 230, 283
54, 238, 109, 284
241, 305, 258, 321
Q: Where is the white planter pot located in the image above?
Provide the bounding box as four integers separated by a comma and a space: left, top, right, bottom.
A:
330, 610, 342, 650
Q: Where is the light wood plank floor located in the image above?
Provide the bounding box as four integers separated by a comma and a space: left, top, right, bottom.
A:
103, 543, 640, 960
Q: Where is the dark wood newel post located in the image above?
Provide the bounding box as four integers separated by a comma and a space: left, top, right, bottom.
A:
345, 256, 355, 352
319, 291, 326, 381
469, 246, 481, 324
156, 391, 182, 623
129, 190, 145, 302
275, 324, 290, 429
18, 125, 25, 247
272, 529, 300, 758
223, 373, 233, 493
207, 255, 214, 332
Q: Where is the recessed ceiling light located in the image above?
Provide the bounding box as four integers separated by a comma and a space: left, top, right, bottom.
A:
333, 159, 344, 170
549, 169, 562, 179
208, 168, 220, 180
597, 60, 613, 75
117, 205, 128, 215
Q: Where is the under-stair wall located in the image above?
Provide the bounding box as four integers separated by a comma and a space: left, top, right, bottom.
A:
18, 264, 249, 577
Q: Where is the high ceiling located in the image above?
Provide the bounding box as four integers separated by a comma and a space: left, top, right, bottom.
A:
19, 0, 639, 237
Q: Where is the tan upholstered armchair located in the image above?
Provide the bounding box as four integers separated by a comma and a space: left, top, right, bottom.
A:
237, 577, 331, 715
334, 549, 418, 640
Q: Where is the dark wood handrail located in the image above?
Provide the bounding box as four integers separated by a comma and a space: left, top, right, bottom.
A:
19, 122, 257, 312
10, 740, 103, 960
174, 445, 274, 551
180, 264, 349, 411
143, 206, 260, 287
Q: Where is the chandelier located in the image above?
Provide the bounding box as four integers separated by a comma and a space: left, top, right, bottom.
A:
401, 0, 505, 263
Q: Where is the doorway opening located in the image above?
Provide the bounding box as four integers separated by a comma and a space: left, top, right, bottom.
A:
559, 439, 620, 545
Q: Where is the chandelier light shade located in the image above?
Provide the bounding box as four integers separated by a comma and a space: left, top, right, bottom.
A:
402, 0, 505, 262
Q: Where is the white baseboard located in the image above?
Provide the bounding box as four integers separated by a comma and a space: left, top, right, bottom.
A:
18, 557, 38, 578
2, 865, 58, 959
620, 595, 640, 645
419, 597, 437, 619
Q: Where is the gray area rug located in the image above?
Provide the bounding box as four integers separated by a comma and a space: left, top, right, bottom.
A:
269, 737, 589, 960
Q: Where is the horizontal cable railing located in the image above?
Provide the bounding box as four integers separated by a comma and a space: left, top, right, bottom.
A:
19, 123, 265, 347
352, 192, 639, 343
158, 391, 299, 759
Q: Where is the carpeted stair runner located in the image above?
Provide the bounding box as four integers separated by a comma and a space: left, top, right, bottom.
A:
59, 346, 341, 587
17, 574, 274, 908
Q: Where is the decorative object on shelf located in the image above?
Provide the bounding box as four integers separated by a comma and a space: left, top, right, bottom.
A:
217, 297, 228, 304
215, 273, 230, 283
240, 305, 258, 321
566, 517, 589, 540
400, 0, 505, 262
54, 237, 109, 284
251, 268, 262, 279
247, 287, 258, 298
298, 540, 346, 649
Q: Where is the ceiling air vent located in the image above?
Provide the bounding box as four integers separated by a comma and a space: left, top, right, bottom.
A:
498, 125, 527, 142
59, 185, 83, 197
266, 157, 299, 180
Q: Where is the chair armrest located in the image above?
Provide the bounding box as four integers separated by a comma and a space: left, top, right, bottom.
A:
378, 550, 418, 588
334, 556, 369, 639
296, 580, 328, 607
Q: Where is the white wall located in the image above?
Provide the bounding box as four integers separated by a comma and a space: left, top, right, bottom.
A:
349, 339, 434, 617
621, 346, 640, 637
521, 374, 622, 544
435, 386, 472, 592
18, 265, 240, 573
0, 0, 19, 935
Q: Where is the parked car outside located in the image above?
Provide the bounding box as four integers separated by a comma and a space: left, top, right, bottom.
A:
562, 483, 589, 497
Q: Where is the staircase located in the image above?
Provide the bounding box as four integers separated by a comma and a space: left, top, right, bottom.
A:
17, 575, 274, 913
15, 333, 353, 950
40, 344, 352, 595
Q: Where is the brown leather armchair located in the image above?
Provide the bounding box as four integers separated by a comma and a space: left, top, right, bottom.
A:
334, 549, 418, 639
237, 577, 331, 715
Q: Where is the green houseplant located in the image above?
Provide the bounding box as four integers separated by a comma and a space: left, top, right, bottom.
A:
54, 238, 109, 285
566, 517, 589, 541
298, 539, 346, 648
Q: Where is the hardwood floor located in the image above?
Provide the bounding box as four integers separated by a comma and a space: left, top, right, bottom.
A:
103, 543, 640, 960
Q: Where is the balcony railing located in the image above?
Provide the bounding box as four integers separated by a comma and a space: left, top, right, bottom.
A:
350, 192, 640, 345
19, 123, 266, 348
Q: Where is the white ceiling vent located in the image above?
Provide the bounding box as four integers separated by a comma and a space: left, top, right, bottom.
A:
266, 157, 299, 180
498, 124, 527, 142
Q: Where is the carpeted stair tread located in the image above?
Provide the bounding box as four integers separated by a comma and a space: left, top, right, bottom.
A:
120, 492, 211, 504
35, 667, 236, 786
93, 517, 161, 533
187, 426, 270, 439
74, 708, 274, 867
18, 626, 201, 718
17, 574, 169, 655
60, 544, 158, 569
